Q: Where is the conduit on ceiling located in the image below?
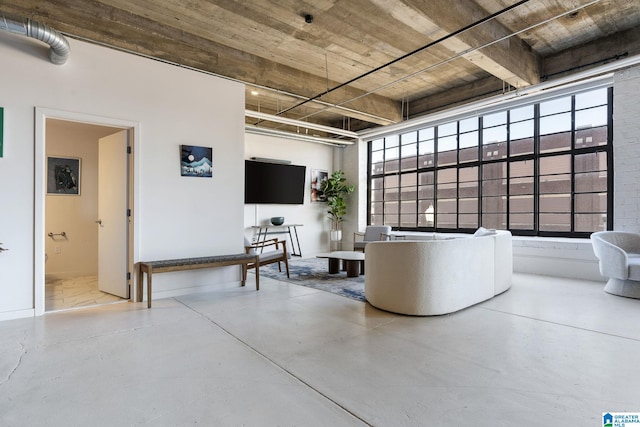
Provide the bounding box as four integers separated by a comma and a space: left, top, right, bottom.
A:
245, 110, 358, 139
269, 0, 531, 121
245, 125, 354, 147
0, 11, 70, 64
294, 0, 604, 126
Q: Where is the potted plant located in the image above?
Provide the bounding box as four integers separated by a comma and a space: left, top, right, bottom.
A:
320, 170, 355, 247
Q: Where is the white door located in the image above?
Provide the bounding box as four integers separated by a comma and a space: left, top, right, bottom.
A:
98, 130, 129, 298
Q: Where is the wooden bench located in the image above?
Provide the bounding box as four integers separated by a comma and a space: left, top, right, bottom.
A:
137, 253, 259, 308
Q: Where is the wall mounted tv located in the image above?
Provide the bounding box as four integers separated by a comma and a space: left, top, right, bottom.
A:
244, 160, 307, 204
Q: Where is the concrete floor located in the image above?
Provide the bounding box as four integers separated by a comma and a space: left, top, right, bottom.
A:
1, 273, 638, 426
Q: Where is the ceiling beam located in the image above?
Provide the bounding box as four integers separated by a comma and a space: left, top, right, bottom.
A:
1, 0, 402, 126
371, 0, 541, 88
542, 26, 640, 79
407, 76, 506, 118
245, 110, 359, 138
394, 30, 640, 121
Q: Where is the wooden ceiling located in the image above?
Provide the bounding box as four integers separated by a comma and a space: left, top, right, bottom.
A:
2, 0, 640, 137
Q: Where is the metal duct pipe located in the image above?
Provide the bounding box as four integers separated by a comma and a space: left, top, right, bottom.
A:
0, 12, 70, 64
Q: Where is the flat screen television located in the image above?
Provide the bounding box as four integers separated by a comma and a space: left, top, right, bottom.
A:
244, 160, 307, 204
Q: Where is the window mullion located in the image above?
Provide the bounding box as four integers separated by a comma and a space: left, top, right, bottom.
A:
506, 110, 511, 230
478, 116, 483, 227
534, 103, 540, 235
570, 94, 576, 234
433, 127, 439, 230
456, 122, 460, 229
606, 86, 614, 231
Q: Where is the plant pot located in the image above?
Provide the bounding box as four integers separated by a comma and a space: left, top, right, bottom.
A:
330, 229, 342, 251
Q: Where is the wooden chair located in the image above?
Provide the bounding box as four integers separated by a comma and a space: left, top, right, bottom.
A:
243, 237, 290, 281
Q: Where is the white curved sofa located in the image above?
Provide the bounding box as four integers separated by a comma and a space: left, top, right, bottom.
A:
364, 230, 512, 315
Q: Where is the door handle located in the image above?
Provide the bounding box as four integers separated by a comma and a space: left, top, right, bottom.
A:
95, 219, 102, 225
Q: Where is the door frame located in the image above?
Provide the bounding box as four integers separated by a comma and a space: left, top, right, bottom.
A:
35, 107, 140, 315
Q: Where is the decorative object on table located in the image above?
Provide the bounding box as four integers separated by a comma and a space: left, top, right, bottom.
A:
320, 170, 355, 250
270, 216, 285, 226
47, 157, 80, 195
310, 169, 328, 202
180, 145, 213, 177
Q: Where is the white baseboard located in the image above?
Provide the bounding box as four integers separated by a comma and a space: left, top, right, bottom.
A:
512, 236, 604, 282
0, 308, 35, 321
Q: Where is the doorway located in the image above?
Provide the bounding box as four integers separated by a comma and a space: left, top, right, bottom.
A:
35, 109, 138, 314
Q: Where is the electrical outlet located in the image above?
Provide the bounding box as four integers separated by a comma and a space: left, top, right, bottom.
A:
55, 246, 61, 254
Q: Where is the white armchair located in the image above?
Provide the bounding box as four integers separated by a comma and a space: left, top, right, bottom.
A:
353, 225, 391, 252
590, 231, 640, 299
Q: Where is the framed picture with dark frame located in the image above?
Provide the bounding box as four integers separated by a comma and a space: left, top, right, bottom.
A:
47, 157, 81, 195
311, 168, 328, 202
180, 145, 213, 177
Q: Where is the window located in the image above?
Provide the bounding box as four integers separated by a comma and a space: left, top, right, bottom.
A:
367, 87, 612, 237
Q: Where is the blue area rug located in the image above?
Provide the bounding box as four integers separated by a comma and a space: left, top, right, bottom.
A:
259, 257, 365, 302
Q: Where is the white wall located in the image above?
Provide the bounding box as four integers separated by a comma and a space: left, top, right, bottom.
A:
613, 65, 640, 232
0, 32, 245, 319
341, 140, 366, 250
244, 133, 336, 255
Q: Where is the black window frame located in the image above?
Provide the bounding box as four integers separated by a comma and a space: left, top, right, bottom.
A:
366, 86, 613, 238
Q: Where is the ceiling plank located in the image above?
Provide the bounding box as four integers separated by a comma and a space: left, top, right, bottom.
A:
2, 0, 638, 132
542, 25, 640, 79
406, 27, 640, 119
475, 0, 640, 56
371, 0, 541, 88
1, 0, 402, 125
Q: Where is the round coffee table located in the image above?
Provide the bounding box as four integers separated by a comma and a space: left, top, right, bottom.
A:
316, 251, 365, 277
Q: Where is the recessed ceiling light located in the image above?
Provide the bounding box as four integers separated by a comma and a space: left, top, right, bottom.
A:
251, 90, 259, 96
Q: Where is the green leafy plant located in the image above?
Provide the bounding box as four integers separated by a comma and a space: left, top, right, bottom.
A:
320, 170, 355, 229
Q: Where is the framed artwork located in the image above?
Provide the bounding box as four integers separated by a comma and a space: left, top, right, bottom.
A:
47, 157, 81, 195
181, 145, 213, 177
311, 168, 328, 202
